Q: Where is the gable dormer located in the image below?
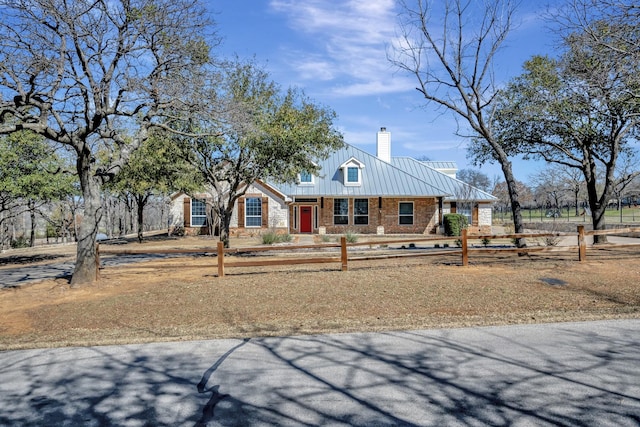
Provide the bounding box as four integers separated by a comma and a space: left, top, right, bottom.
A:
339, 157, 365, 186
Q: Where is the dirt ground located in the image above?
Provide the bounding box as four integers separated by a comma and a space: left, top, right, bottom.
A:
1, 233, 639, 350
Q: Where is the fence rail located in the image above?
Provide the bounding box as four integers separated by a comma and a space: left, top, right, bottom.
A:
97, 226, 640, 277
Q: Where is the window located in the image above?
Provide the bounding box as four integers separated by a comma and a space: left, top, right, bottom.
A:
458, 203, 473, 225
354, 198, 368, 225
299, 171, 313, 184
245, 197, 262, 227
340, 157, 364, 186
399, 202, 414, 225
334, 198, 349, 225
191, 199, 207, 226
347, 167, 359, 183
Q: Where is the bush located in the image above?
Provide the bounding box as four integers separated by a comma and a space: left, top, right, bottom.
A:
344, 231, 359, 243
443, 213, 468, 236
11, 236, 29, 249
261, 231, 292, 244
46, 224, 58, 239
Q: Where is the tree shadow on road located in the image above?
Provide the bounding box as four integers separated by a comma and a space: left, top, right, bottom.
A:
1, 322, 639, 426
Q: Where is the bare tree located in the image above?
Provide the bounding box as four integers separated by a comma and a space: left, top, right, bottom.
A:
530, 165, 584, 218
390, 0, 527, 247
0, 0, 217, 285
553, 0, 640, 97
458, 169, 492, 193
611, 152, 640, 213
492, 180, 533, 223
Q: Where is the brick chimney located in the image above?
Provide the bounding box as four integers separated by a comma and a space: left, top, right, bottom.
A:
376, 127, 391, 163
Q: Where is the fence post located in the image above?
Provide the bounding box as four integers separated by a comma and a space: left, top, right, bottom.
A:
341, 236, 348, 271
217, 241, 225, 277
461, 228, 468, 266
577, 225, 586, 262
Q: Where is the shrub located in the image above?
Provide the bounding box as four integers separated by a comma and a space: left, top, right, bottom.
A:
261, 231, 291, 244
46, 225, 58, 239
481, 237, 491, 247
11, 236, 29, 249
344, 231, 359, 243
443, 213, 468, 236
279, 233, 293, 243
543, 235, 561, 246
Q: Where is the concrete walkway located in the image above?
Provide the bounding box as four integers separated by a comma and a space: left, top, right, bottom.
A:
295, 234, 317, 245
1, 320, 639, 426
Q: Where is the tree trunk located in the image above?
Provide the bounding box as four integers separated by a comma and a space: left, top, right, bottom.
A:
29, 202, 36, 247
589, 201, 609, 244
70, 149, 102, 286
500, 159, 526, 247
128, 197, 135, 235
585, 170, 609, 244
136, 194, 146, 244
218, 207, 233, 248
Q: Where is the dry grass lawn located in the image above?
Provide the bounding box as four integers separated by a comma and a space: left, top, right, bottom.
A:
1, 234, 639, 350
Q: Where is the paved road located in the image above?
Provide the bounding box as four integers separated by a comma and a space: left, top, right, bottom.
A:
1, 320, 638, 426
0, 253, 186, 288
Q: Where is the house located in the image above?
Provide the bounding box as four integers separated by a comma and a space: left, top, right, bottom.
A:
170, 128, 496, 235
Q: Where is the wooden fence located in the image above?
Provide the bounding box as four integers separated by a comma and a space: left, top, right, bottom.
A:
97, 226, 640, 277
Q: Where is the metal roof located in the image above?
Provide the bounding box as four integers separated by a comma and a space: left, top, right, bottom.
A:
391, 157, 497, 201
269, 145, 496, 201
272, 144, 450, 198
421, 161, 458, 170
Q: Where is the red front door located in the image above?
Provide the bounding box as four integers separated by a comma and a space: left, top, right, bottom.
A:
300, 206, 312, 233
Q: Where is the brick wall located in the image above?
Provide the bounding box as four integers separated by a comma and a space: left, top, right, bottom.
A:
307, 197, 438, 235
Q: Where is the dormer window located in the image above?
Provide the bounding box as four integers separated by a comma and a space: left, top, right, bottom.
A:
299, 171, 313, 184
340, 157, 364, 186
347, 167, 359, 183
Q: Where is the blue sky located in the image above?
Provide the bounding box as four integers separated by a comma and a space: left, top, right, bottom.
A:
211, 1, 559, 183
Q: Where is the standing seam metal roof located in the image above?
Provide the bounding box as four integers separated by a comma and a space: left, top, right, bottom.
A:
391, 157, 497, 201
270, 144, 495, 200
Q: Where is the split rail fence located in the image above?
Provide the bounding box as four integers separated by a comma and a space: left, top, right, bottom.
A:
97, 226, 640, 278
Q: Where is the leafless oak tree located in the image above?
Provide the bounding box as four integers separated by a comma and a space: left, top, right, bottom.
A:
390, 0, 527, 246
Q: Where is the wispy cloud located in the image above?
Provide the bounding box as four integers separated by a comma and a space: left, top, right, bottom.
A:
269, 0, 405, 97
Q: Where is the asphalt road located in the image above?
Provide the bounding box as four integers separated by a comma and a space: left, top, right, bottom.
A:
1, 319, 638, 426
0, 253, 184, 289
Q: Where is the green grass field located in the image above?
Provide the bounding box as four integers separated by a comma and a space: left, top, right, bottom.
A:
494, 206, 640, 224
